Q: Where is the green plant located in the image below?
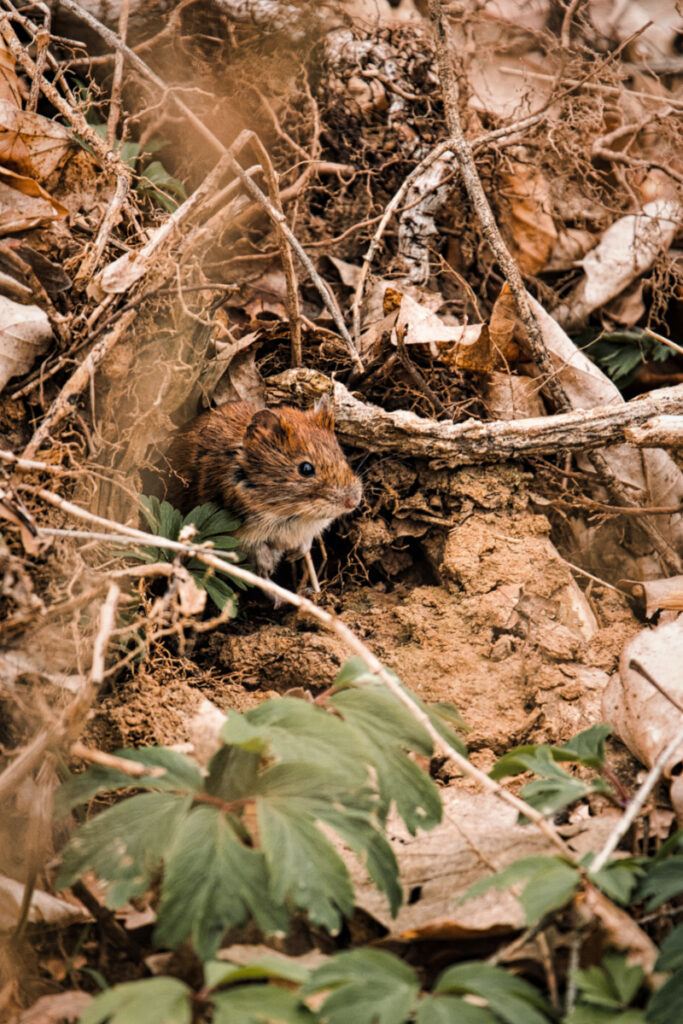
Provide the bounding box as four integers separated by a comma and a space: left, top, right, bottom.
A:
133, 496, 244, 611
578, 329, 671, 387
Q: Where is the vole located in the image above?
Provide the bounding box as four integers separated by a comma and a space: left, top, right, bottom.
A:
164, 395, 362, 578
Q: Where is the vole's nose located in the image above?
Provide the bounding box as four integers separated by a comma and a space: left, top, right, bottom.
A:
343, 479, 363, 510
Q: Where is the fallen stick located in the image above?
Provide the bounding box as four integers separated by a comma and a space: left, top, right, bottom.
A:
266, 369, 683, 465
625, 415, 683, 449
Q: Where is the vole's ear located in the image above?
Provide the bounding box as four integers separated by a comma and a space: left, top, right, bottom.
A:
314, 393, 334, 431
245, 409, 285, 442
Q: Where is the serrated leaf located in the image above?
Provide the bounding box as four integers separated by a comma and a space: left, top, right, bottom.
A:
319, 802, 402, 917
459, 855, 580, 926
156, 806, 288, 960
55, 747, 203, 815
212, 986, 315, 1024
58, 792, 192, 905
416, 995, 498, 1024
79, 977, 192, 1024
646, 969, 683, 1024
183, 502, 240, 537
573, 964, 623, 1010
333, 656, 379, 688
204, 955, 312, 990
434, 962, 553, 1024
491, 744, 577, 780
304, 949, 420, 1024
560, 725, 613, 769
206, 745, 261, 801
330, 687, 433, 756
203, 574, 238, 612
568, 1009, 648, 1024
518, 773, 593, 819
222, 699, 369, 787
603, 954, 644, 1006
257, 798, 354, 933
655, 923, 683, 972
636, 856, 683, 911
589, 858, 644, 905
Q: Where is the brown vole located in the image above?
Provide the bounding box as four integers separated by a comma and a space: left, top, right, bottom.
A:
164, 396, 362, 577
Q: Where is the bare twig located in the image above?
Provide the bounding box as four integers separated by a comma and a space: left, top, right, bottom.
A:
106, 0, 130, 148
74, 172, 131, 288
90, 582, 121, 684
70, 741, 166, 777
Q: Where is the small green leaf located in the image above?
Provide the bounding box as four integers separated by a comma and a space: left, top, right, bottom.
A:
636, 856, 683, 911
647, 968, 683, 1024
560, 725, 613, 769
589, 858, 644, 905
655, 923, 683, 972
304, 949, 420, 1024
434, 961, 553, 1024
212, 985, 315, 1024
204, 955, 312, 990
416, 995, 498, 1024
79, 977, 192, 1024
567, 1009, 648, 1024
459, 856, 580, 926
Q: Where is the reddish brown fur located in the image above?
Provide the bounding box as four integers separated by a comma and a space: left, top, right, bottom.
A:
164, 398, 362, 576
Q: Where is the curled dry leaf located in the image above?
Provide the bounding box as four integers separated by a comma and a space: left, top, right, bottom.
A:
0, 38, 20, 107
602, 618, 683, 812
0, 167, 68, 234
0, 99, 74, 182
0, 293, 52, 393
554, 198, 683, 332
0, 875, 90, 931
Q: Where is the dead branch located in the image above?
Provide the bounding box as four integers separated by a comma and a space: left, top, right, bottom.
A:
266, 369, 683, 466
625, 416, 683, 448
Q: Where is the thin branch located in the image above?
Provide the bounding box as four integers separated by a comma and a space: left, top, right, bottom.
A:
106, 0, 130, 148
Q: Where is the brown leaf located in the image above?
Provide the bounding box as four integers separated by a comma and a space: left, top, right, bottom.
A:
14, 991, 92, 1024
0, 100, 74, 181
0, 293, 52, 394
0, 168, 68, 234
0, 39, 21, 107
497, 157, 557, 274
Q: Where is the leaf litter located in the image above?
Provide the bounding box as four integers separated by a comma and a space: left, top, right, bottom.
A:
1, 0, 683, 1018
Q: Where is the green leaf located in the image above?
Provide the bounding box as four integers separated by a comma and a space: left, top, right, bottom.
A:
416, 995, 498, 1024
572, 954, 644, 1012
636, 856, 683, 910
434, 962, 553, 1024
212, 986, 316, 1024
333, 656, 379, 689
589, 858, 644, 905
204, 955, 312, 990
318, 802, 402, 917
55, 747, 203, 815
560, 725, 613, 769
257, 797, 354, 933
206, 745, 261, 801
567, 1009, 648, 1024
459, 856, 580, 926
603, 954, 645, 1006
222, 699, 369, 787
119, 139, 141, 167
203, 574, 238, 612
58, 792, 191, 905
155, 806, 288, 960
304, 949, 420, 1024
646, 969, 683, 1024
518, 773, 593, 819
79, 977, 192, 1024
655, 923, 683, 972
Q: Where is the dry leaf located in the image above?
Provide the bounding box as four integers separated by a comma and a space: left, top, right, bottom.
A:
554, 198, 682, 331
546, 227, 597, 273
576, 885, 661, 978
0, 39, 21, 107
0, 875, 90, 931
481, 371, 546, 420
13, 992, 92, 1024
347, 790, 557, 939
497, 158, 557, 274
602, 617, 683, 787
0, 100, 74, 181
0, 294, 52, 393
0, 168, 68, 234
393, 291, 494, 372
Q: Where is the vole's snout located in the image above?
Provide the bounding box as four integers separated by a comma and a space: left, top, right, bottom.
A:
343, 478, 363, 511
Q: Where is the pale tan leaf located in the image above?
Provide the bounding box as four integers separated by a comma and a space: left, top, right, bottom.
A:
0, 169, 68, 234
0, 38, 21, 107
0, 875, 90, 931
497, 158, 557, 274
14, 991, 92, 1024
0, 294, 52, 393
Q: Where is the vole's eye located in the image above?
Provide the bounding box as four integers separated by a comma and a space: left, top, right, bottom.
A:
298, 461, 315, 478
